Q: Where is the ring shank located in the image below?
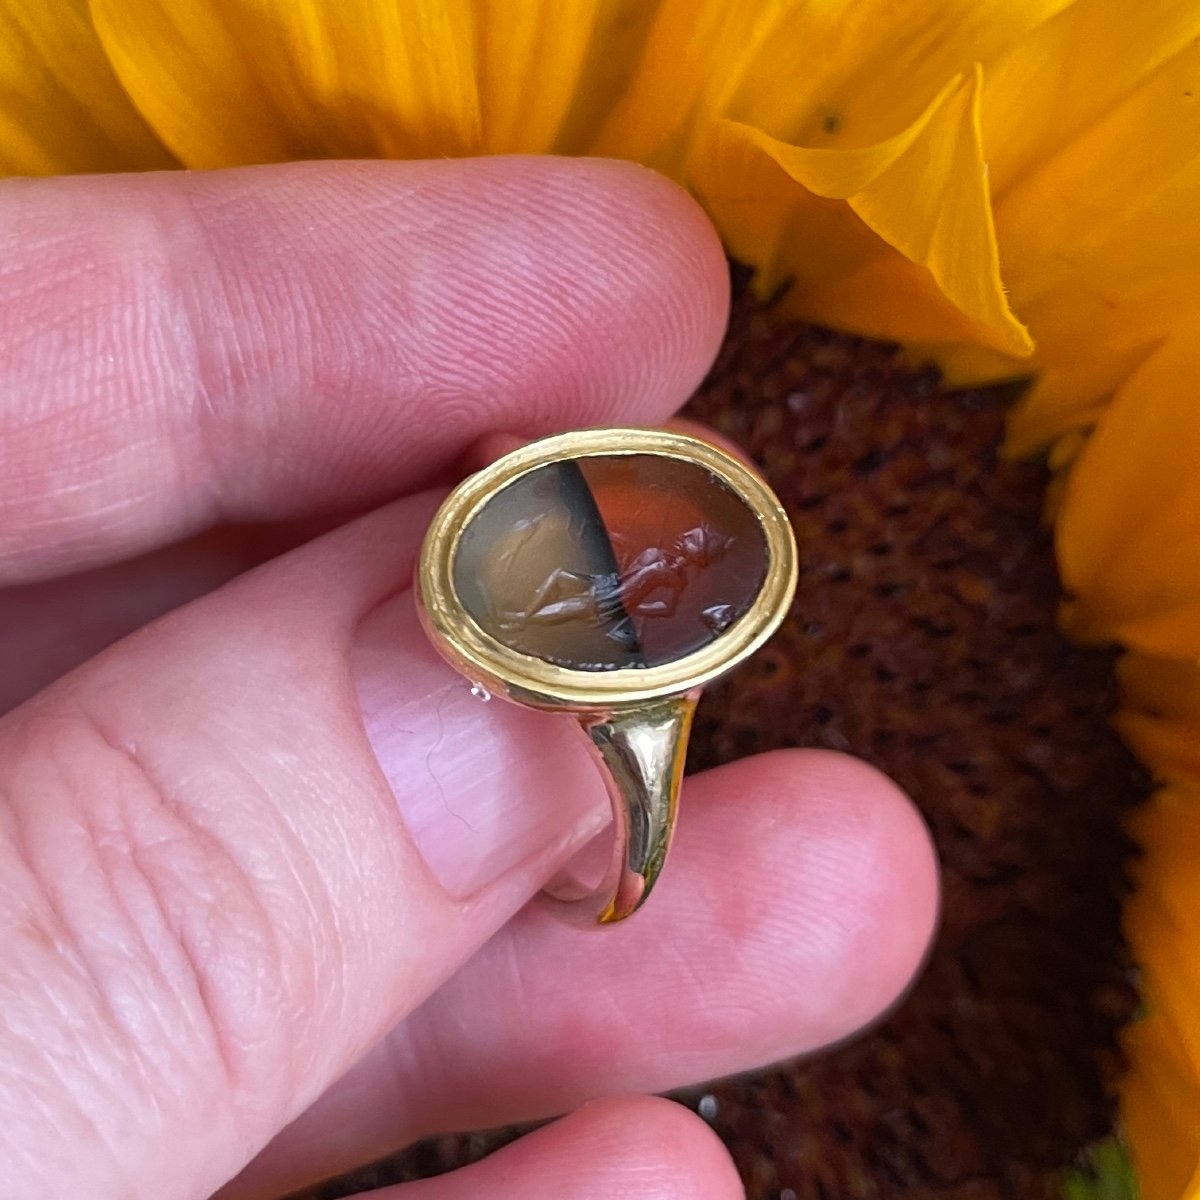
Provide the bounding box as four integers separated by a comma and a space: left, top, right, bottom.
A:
539, 694, 697, 926
416, 426, 799, 929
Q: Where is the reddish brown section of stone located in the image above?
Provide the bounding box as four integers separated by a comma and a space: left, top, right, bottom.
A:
454, 453, 768, 670
579, 454, 768, 665
310, 284, 1144, 1200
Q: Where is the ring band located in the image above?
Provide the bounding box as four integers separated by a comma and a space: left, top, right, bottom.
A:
416, 427, 797, 925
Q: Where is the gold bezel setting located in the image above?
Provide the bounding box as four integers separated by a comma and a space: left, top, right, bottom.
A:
416, 426, 798, 711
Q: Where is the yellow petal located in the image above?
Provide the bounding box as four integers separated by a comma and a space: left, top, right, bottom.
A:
685, 120, 983, 346
898, 340, 1033, 391
718, 0, 1074, 149
477, 1, 654, 154
907, 8, 1200, 442
692, 68, 1031, 357
596, 0, 1071, 160
1116, 655, 1200, 788
1128, 792, 1200, 1038
1123, 1015, 1200, 1200
593, 0, 1062, 354
788, 240, 1030, 349
724, 76, 962, 200
992, 32, 1200, 451
1003, 313, 1165, 459
998, 61, 1200, 312
0, 0, 173, 174
1056, 335, 1200, 659
983, 0, 1200, 201
89, 0, 481, 166
589, 2, 751, 170
847, 66, 1031, 357
1121, 787, 1200, 1199
683, 114, 986, 346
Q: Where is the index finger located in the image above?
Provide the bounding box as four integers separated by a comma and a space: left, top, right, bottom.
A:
0, 156, 728, 585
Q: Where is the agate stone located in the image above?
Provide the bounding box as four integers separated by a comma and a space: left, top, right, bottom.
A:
452, 453, 769, 671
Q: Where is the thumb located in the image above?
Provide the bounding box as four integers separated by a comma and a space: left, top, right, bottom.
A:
0, 493, 610, 1199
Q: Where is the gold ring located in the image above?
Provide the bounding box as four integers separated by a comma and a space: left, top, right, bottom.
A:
415, 427, 797, 926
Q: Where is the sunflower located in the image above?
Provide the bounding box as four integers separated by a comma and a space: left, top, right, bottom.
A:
3, 0, 1199, 1196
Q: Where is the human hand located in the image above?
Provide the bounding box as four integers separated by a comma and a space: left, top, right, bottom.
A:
0, 157, 939, 1199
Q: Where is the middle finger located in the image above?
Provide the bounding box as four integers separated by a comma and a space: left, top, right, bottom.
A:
223, 742, 939, 1198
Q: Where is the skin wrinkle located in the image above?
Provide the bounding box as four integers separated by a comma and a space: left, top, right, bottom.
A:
129, 683, 373, 1104
268, 732, 384, 1073
76, 727, 218, 1083
167, 737, 320, 1105
172, 179, 380, 521
68, 704, 373, 1195
202, 176, 517, 497
36, 706, 257, 1102
50, 687, 381, 1180
394, 270, 584, 433
262, 169, 561, 438
169, 182, 247, 524
327, 161, 704, 427
0, 159, 728, 587
0, 715, 191, 1199
4, 261, 104, 407
0, 189, 204, 577
1, 714, 136, 1039
0, 1039, 70, 1195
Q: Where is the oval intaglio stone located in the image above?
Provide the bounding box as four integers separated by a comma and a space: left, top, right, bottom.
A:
452, 453, 770, 671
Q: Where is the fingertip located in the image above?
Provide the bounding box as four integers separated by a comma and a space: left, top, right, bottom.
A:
666, 748, 938, 1054
393, 1095, 743, 1200
727, 748, 940, 1037
566, 1095, 744, 1200
439, 155, 731, 428
558, 157, 731, 304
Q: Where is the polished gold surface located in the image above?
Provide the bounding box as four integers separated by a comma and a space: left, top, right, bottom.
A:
416, 426, 797, 925
541, 693, 697, 925
417, 427, 798, 711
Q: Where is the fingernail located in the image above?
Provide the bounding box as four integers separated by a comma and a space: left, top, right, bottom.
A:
351, 589, 608, 896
